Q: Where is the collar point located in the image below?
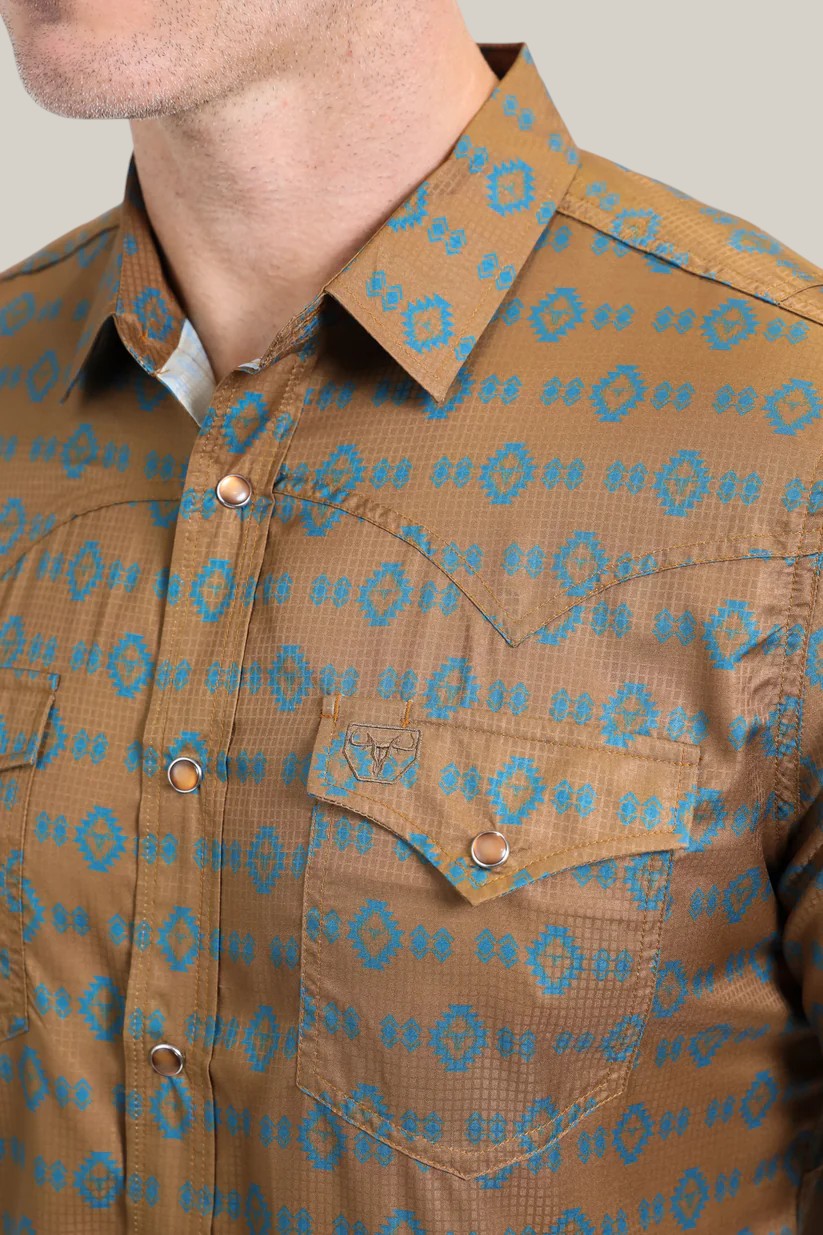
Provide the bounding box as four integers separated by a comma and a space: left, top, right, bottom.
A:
420, 367, 463, 408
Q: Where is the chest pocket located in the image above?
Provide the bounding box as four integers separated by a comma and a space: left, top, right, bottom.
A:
297, 693, 699, 1180
0, 668, 58, 1043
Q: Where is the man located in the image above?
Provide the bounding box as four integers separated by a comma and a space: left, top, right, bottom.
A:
1, 0, 822, 1230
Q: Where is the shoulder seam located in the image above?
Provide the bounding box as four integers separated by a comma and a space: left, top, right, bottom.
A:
557, 152, 823, 324
780, 282, 823, 304
558, 191, 806, 316
0, 222, 120, 286
778, 284, 823, 331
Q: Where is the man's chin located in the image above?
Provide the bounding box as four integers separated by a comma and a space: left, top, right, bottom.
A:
13, 65, 125, 119
8, 36, 165, 120
4, 11, 246, 121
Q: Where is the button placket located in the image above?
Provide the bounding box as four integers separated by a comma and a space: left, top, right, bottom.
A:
121, 351, 316, 1235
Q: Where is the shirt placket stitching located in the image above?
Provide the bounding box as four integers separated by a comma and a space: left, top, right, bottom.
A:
193, 353, 311, 1226
127, 346, 317, 1233
128, 373, 232, 1235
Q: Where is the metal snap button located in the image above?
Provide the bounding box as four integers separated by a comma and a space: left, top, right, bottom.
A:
149, 1043, 185, 1077
470, 830, 510, 869
167, 756, 202, 794
215, 473, 252, 508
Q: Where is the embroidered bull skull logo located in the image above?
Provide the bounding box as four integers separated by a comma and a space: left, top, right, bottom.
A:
343, 723, 421, 783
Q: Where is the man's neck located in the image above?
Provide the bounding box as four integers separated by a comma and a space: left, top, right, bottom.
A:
129, 4, 498, 383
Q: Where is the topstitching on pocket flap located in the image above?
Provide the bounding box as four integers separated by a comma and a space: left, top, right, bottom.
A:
0, 669, 59, 778
306, 693, 700, 906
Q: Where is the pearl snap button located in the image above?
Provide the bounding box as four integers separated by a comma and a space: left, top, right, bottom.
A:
215, 473, 252, 508
149, 1043, 185, 1076
470, 831, 510, 869
167, 756, 202, 794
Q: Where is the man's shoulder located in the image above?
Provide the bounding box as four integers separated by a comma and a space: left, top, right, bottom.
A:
0, 205, 121, 399
558, 148, 823, 328
0, 204, 121, 295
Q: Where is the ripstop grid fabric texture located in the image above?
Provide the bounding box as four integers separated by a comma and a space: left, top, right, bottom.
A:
3, 38, 823, 1235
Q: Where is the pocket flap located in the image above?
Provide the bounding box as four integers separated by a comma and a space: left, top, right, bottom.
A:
0, 670, 59, 776
306, 694, 700, 906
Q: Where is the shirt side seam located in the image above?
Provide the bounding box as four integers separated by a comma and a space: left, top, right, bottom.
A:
773, 513, 823, 824
795, 548, 823, 820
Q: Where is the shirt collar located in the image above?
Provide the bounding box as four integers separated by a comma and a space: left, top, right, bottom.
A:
61, 41, 580, 407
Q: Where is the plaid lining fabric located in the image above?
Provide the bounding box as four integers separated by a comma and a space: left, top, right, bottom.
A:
155, 319, 217, 427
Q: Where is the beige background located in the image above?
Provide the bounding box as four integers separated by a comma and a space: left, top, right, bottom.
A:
1, 0, 822, 272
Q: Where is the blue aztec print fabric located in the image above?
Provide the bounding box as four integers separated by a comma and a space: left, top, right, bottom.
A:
2, 38, 823, 1235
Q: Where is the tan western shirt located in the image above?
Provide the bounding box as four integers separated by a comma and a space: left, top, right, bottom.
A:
2, 39, 823, 1235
